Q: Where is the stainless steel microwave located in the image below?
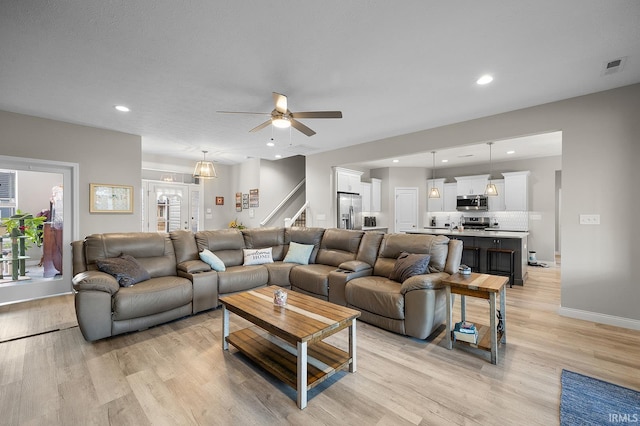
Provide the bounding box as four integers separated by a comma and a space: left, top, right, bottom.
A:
456, 195, 488, 211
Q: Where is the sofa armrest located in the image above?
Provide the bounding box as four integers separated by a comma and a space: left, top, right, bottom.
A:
72, 271, 120, 295
178, 270, 219, 313
400, 272, 449, 294
177, 259, 212, 274
328, 267, 373, 306
337, 260, 372, 273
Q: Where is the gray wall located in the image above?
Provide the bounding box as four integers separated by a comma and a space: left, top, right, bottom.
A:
0, 110, 142, 237
306, 83, 640, 324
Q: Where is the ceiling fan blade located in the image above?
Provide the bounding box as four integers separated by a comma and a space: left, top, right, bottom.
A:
290, 118, 316, 136
249, 119, 272, 133
273, 92, 288, 114
217, 110, 270, 115
290, 111, 343, 119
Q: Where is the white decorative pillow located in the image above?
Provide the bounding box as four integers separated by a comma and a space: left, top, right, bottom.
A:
243, 247, 274, 266
199, 249, 226, 271
283, 242, 315, 265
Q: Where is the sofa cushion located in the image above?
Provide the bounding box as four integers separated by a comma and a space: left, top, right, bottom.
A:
374, 233, 450, 276
264, 262, 296, 287
112, 276, 192, 320
315, 228, 364, 267
196, 229, 245, 267
96, 254, 150, 287
345, 277, 405, 320
199, 249, 226, 271
283, 242, 314, 265
289, 264, 337, 297
286, 227, 325, 264
389, 252, 431, 283
217, 265, 269, 295
243, 247, 274, 265
242, 227, 286, 261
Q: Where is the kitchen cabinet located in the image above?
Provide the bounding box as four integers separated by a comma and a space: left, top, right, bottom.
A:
488, 179, 505, 211
360, 178, 381, 212
335, 167, 363, 193
427, 178, 445, 212
502, 171, 530, 211
443, 183, 457, 212
455, 174, 490, 196
361, 182, 371, 212
370, 178, 381, 212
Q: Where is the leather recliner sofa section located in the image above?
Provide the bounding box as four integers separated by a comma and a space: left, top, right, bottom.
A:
71, 227, 461, 342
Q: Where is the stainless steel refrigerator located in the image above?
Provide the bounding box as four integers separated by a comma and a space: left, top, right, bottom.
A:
337, 191, 362, 230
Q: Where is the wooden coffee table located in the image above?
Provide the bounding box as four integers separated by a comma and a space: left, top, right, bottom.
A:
443, 273, 508, 364
220, 286, 360, 409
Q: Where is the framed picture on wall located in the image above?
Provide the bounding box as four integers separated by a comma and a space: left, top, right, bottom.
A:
235, 192, 242, 212
89, 183, 133, 213
249, 188, 259, 207
215, 196, 224, 205
242, 193, 249, 209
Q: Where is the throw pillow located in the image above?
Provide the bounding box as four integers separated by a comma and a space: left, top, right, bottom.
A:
283, 242, 315, 265
389, 252, 431, 283
96, 253, 151, 287
243, 247, 274, 266
199, 249, 226, 271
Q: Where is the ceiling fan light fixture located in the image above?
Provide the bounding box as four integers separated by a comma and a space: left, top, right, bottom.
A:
193, 150, 217, 179
272, 116, 291, 129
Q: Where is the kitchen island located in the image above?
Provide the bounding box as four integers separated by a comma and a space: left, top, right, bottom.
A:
406, 228, 529, 285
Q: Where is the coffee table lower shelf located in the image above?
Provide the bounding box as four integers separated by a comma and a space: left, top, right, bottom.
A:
452, 324, 504, 351
226, 327, 352, 391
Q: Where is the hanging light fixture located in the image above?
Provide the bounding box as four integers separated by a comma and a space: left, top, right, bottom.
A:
428, 151, 441, 198
193, 150, 217, 179
485, 142, 498, 196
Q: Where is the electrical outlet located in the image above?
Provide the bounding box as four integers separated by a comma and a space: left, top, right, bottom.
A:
579, 214, 600, 225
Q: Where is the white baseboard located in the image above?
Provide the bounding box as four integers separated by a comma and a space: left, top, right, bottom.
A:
558, 307, 640, 331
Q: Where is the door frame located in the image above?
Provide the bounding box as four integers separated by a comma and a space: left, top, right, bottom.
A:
0, 155, 79, 305
394, 187, 419, 233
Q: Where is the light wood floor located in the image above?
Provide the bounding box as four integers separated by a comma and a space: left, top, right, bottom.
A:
1, 265, 639, 425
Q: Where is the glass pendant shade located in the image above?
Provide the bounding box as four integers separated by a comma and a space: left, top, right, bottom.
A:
485, 142, 498, 196
193, 151, 217, 179
272, 116, 291, 128
428, 151, 441, 198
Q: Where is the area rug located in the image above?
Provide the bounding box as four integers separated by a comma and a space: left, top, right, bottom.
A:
560, 369, 640, 425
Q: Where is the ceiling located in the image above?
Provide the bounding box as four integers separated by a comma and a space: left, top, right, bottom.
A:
1, 1, 639, 167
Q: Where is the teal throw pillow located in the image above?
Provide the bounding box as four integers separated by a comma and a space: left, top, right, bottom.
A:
199, 249, 226, 271
283, 242, 315, 265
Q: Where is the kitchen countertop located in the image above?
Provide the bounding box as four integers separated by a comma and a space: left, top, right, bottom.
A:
361, 226, 388, 232
406, 228, 529, 239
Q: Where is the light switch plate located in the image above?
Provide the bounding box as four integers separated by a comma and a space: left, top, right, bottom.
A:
579, 214, 600, 225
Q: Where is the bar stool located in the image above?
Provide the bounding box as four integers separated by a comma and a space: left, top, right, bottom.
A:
486, 248, 515, 288
462, 246, 481, 271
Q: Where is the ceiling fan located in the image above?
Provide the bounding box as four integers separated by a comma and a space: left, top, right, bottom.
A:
217, 92, 342, 137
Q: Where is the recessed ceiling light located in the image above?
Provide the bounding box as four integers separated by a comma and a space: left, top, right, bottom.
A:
392, 159, 399, 163
476, 75, 493, 85
267, 142, 275, 147
441, 159, 449, 163
275, 154, 282, 158
114, 105, 130, 112
507, 150, 515, 154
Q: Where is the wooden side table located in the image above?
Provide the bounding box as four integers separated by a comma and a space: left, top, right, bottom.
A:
443, 273, 508, 364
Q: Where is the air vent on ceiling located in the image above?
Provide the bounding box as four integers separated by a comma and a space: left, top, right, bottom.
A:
602, 56, 627, 75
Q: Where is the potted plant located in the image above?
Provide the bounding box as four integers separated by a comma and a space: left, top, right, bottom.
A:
1, 210, 47, 280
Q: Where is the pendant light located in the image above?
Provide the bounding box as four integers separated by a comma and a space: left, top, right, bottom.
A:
193, 150, 217, 179
485, 142, 498, 196
428, 151, 440, 198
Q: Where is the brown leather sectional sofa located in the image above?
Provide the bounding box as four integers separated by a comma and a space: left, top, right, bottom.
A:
71, 227, 462, 341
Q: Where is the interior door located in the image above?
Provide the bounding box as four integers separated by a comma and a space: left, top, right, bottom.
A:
395, 187, 418, 233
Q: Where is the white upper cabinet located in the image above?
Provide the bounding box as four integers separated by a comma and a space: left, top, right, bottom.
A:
443, 182, 457, 212
360, 178, 382, 212
426, 178, 445, 212
370, 178, 381, 212
488, 179, 505, 211
335, 167, 363, 193
361, 181, 372, 212
502, 171, 530, 211
455, 174, 490, 196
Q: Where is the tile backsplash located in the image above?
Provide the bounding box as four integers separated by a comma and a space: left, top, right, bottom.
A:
426, 211, 530, 231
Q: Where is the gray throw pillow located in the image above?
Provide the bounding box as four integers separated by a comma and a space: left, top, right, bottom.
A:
389, 252, 431, 283
96, 254, 151, 287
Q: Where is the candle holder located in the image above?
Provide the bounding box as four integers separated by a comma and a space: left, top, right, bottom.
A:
273, 289, 287, 307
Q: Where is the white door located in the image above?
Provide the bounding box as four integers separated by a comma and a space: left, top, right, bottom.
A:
143, 182, 202, 233
395, 187, 418, 233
